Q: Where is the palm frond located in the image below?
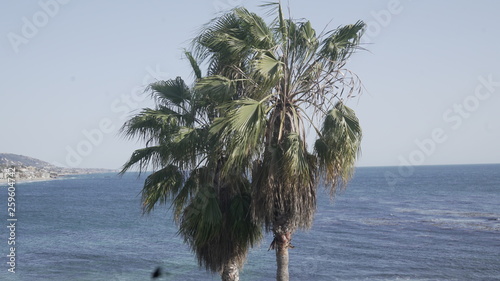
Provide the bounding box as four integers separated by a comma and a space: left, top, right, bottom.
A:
195, 75, 238, 104
250, 144, 317, 232
210, 98, 268, 173
141, 164, 184, 213
119, 108, 174, 144
184, 50, 202, 80
253, 51, 283, 79
315, 101, 362, 195
284, 133, 313, 182
228, 191, 262, 246
234, 8, 275, 49
120, 146, 165, 174
319, 20, 365, 68
149, 77, 192, 107
167, 126, 203, 169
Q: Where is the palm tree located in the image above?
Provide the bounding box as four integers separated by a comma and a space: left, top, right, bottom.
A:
120, 52, 261, 281
194, 3, 365, 280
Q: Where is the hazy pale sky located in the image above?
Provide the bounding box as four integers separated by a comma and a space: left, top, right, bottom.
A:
1, 0, 499, 169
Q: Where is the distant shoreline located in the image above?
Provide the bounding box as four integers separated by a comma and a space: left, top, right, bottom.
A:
0, 171, 118, 186
0, 177, 58, 185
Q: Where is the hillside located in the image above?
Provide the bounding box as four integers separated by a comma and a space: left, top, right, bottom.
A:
0, 153, 56, 169
0, 153, 116, 180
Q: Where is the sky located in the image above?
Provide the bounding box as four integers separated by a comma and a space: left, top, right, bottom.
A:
1, 0, 499, 170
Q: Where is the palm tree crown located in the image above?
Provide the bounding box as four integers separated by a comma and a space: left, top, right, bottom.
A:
120, 52, 261, 280
194, 3, 364, 280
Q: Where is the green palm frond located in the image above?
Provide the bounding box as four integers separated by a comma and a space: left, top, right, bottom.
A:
210, 98, 268, 171
120, 146, 165, 174
122, 107, 185, 135
184, 51, 202, 80
186, 187, 222, 246
250, 146, 317, 232
195, 75, 238, 105
195, 12, 250, 77
284, 133, 314, 183
228, 191, 262, 246
315, 101, 362, 195
141, 164, 184, 213
234, 8, 275, 49
149, 77, 191, 107
253, 51, 283, 79
319, 20, 365, 68
286, 20, 319, 67
297, 21, 318, 48
179, 182, 261, 273
276, 1, 288, 42
196, 12, 240, 58
171, 167, 207, 222
120, 108, 172, 144
166, 127, 201, 169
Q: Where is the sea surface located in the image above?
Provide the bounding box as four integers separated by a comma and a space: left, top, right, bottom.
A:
0, 164, 499, 280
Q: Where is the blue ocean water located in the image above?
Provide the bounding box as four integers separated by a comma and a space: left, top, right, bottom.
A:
0, 164, 499, 280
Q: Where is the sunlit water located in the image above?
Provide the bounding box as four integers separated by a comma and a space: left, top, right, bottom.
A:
0, 164, 499, 280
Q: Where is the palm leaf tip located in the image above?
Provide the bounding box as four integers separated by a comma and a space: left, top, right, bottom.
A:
184, 50, 202, 80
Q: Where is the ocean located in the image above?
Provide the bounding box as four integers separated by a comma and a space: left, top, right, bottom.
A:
0, 164, 499, 280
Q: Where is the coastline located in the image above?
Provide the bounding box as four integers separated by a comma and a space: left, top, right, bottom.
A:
0, 177, 59, 185
0, 171, 118, 186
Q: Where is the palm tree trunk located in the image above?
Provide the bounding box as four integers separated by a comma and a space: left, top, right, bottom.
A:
276, 242, 289, 281
221, 259, 240, 281
274, 232, 291, 281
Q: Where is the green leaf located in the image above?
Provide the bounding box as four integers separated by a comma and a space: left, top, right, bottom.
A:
319, 20, 365, 65
141, 165, 184, 213
254, 52, 283, 78
316, 101, 362, 195
149, 77, 191, 106
185, 50, 202, 80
